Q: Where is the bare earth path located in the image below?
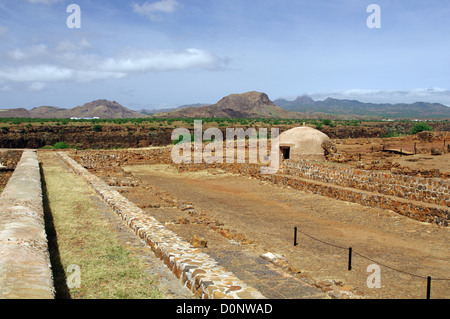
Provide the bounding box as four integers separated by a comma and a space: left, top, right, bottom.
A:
122, 164, 449, 299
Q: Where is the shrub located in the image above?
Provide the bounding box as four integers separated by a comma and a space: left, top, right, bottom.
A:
1, 126, 9, 132
53, 142, 70, 149
93, 124, 102, 132
322, 119, 332, 126
411, 123, 432, 135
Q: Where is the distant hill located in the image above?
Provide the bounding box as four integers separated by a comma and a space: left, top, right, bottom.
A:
0, 100, 147, 119
154, 91, 308, 119
0, 108, 32, 118
140, 103, 208, 115
69, 100, 146, 119
30, 106, 70, 118
274, 96, 450, 119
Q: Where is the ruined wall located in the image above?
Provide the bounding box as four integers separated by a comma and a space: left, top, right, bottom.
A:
281, 161, 450, 207
270, 173, 448, 226
0, 151, 54, 298
0, 150, 23, 189
58, 151, 265, 299
67, 149, 449, 226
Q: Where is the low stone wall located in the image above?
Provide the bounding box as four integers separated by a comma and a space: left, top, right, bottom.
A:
68, 149, 449, 226
0, 150, 23, 189
0, 151, 54, 299
281, 161, 450, 207
270, 174, 449, 226
58, 151, 265, 299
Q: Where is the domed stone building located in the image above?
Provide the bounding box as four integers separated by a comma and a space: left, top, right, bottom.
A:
278, 126, 333, 161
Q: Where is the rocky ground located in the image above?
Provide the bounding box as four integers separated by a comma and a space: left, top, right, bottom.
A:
87, 162, 449, 299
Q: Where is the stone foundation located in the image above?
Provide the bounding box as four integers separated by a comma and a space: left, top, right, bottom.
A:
68, 149, 449, 226
58, 151, 265, 299
281, 161, 450, 207
0, 151, 54, 299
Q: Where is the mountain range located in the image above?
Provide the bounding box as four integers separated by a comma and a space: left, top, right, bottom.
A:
0, 99, 146, 119
152, 91, 308, 119
274, 96, 450, 119
0, 93, 449, 120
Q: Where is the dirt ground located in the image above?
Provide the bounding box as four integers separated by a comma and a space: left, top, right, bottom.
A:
335, 136, 450, 175
97, 163, 449, 299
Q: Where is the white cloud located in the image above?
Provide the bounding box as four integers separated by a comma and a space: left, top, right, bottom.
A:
100, 48, 221, 73
132, 0, 181, 21
0, 65, 73, 82
0, 41, 223, 86
56, 38, 91, 52
8, 44, 48, 61
28, 82, 47, 91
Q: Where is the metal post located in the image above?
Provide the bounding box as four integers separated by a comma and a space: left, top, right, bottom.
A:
348, 247, 352, 271
294, 227, 298, 247
426, 276, 431, 299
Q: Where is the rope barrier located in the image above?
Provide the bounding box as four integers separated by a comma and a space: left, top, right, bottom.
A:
294, 226, 450, 281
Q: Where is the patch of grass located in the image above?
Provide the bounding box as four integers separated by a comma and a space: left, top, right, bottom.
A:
40, 153, 165, 299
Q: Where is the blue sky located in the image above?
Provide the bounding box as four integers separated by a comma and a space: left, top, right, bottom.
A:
0, 0, 449, 110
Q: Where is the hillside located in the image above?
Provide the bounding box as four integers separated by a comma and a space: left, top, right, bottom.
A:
274, 96, 450, 119
141, 103, 208, 115
153, 91, 308, 119
70, 100, 147, 119
30, 106, 71, 118
0, 100, 147, 119
0, 108, 31, 118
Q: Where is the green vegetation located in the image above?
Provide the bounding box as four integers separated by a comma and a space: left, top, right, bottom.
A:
41, 154, 165, 299
0, 117, 445, 136
53, 142, 71, 149
40, 142, 76, 150
411, 122, 433, 134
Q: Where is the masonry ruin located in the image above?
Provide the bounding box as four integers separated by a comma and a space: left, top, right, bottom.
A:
68, 146, 449, 227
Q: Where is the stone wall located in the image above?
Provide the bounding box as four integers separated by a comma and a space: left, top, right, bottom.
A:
281, 161, 450, 207
0, 151, 54, 299
0, 150, 23, 189
67, 149, 449, 227
58, 151, 265, 299
270, 173, 449, 226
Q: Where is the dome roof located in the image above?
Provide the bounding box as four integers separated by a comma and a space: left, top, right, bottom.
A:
279, 126, 331, 158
